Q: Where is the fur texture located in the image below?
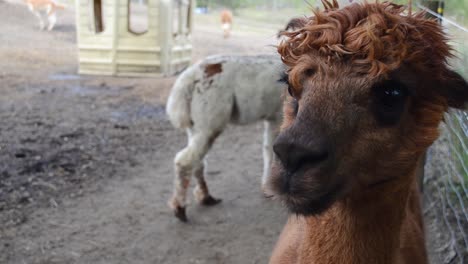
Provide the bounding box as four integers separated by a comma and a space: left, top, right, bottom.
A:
267, 1, 468, 263
166, 54, 286, 221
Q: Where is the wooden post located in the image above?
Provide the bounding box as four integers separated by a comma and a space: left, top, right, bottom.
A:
160, 0, 172, 75
93, 0, 104, 33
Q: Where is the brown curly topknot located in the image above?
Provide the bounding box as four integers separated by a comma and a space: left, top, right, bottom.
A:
278, 1, 452, 79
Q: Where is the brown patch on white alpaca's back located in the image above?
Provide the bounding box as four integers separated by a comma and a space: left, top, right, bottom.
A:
204, 63, 223, 78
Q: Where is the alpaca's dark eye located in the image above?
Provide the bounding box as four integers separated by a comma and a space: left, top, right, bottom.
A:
372, 79, 409, 126
287, 86, 294, 97
278, 73, 289, 85
381, 86, 406, 107
278, 73, 295, 97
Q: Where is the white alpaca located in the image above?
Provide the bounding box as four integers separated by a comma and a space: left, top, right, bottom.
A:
166, 54, 286, 221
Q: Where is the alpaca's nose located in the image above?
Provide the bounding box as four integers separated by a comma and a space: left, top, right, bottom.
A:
273, 137, 329, 173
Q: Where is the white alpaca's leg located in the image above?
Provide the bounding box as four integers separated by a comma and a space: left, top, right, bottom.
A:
36, 12, 45, 30
262, 120, 278, 188
192, 131, 222, 205
47, 13, 57, 31
28, 4, 45, 30
168, 130, 194, 221
222, 23, 231, 38
169, 130, 221, 221
193, 161, 221, 205
171, 147, 192, 200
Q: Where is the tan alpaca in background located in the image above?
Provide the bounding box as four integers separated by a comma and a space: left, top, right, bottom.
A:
220, 9, 232, 38
25, 0, 65, 31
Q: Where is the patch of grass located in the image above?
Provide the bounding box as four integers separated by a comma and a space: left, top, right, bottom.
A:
444, 112, 468, 182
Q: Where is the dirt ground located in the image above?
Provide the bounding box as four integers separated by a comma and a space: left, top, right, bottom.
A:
0, 1, 445, 264
0, 2, 288, 263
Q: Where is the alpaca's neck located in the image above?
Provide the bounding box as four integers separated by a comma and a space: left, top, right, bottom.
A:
284, 174, 426, 264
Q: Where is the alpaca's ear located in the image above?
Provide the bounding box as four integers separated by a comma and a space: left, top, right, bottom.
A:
278, 17, 308, 38
439, 70, 468, 109
284, 17, 308, 31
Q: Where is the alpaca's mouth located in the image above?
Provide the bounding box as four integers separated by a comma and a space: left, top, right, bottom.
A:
282, 181, 345, 216
266, 160, 345, 215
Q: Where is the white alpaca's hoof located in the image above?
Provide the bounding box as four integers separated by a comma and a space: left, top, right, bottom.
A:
200, 195, 222, 206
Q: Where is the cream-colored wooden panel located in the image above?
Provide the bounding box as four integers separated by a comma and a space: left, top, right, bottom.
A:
79, 44, 112, 51
116, 72, 162, 77
148, 8, 159, 16
117, 65, 161, 74
76, 0, 192, 76
117, 46, 161, 52
117, 30, 157, 38
79, 64, 114, 74
79, 37, 113, 46
116, 51, 160, 61
118, 6, 128, 15
79, 49, 113, 60
171, 45, 192, 52
117, 37, 157, 47
117, 59, 160, 66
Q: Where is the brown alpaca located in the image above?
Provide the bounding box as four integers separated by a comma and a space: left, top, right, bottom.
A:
220, 9, 233, 38
266, 1, 468, 263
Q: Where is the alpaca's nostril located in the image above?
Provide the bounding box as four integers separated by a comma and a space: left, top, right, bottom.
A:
273, 141, 329, 173
273, 142, 290, 168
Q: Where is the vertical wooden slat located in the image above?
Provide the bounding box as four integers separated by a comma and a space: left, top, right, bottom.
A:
111, 0, 119, 74
94, 0, 104, 32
